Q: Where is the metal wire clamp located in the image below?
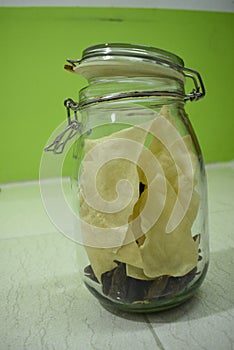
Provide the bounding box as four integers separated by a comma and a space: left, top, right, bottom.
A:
44, 98, 82, 154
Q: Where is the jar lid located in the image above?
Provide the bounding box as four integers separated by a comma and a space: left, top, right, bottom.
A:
66, 43, 185, 82
81, 43, 184, 67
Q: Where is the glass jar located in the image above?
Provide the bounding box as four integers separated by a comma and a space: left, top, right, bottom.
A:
46, 43, 209, 313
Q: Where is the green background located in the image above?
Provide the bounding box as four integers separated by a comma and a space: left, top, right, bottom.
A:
0, 7, 233, 183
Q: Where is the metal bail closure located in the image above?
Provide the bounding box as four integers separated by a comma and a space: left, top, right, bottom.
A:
44, 98, 82, 154
65, 57, 205, 104
182, 66, 205, 101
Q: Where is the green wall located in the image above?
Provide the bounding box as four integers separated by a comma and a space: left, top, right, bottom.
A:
0, 7, 233, 183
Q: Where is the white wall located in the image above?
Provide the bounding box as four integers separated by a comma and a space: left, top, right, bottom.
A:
0, 0, 233, 13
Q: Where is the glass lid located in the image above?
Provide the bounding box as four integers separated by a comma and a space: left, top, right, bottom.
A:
81, 43, 184, 67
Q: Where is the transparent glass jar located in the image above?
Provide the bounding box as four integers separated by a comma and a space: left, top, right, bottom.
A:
47, 43, 209, 313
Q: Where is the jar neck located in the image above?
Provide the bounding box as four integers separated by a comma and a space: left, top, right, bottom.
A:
79, 75, 185, 107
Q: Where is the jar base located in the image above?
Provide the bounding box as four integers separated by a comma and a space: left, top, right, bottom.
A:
84, 263, 208, 314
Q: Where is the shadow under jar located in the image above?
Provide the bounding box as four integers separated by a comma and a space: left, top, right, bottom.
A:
48, 43, 209, 313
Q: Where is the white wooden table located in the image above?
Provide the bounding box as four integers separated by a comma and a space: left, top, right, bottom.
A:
0, 162, 233, 350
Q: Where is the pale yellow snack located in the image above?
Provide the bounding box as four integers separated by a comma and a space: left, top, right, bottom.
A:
139, 178, 200, 278
80, 123, 151, 282
160, 105, 177, 126
114, 236, 143, 269
113, 177, 147, 271
126, 264, 153, 281
80, 105, 200, 282
123, 106, 200, 279
124, 183, 199, 279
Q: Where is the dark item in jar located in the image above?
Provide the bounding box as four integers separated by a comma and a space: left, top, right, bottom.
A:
84, 262, 198, 304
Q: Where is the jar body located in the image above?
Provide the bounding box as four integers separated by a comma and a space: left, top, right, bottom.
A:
71, 78, 209, 312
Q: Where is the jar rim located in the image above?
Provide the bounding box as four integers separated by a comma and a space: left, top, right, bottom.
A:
81, 43, 184, 68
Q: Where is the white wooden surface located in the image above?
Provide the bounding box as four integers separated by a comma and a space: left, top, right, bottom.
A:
0, 162, 234, 350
